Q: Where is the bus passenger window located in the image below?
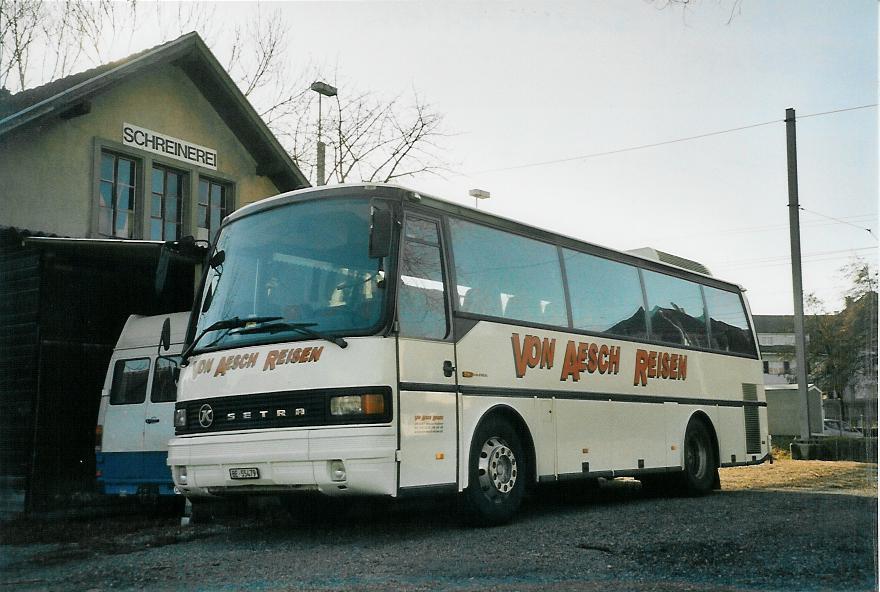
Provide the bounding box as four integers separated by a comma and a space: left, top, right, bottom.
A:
703, 286, 756, 355
563, 249, 648, 339
449, 218, 567, 327
398, 219, 447, 339
642, 270, 708, 348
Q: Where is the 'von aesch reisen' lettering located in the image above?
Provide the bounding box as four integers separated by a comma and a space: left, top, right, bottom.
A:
511, 333, 620, 382
633, 348, 687, 387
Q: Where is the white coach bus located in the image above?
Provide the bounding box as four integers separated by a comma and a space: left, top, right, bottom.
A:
165, 184, 768, 524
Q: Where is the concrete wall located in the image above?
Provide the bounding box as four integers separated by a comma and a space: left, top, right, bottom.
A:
765, 385, 824, 437
0, 64, 281, 237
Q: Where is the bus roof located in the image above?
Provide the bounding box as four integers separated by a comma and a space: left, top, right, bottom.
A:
115, 312, 190, 351
225, 183, 744, 293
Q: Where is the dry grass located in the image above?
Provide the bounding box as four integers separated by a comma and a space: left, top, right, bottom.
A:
720, 453, 878, 496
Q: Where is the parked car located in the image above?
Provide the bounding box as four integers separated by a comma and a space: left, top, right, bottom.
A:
813, 419, 864, 438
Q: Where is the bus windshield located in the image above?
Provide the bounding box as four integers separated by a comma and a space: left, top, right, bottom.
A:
192, 197, 387, 352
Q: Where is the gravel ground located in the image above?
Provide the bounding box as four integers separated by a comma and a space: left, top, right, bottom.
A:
1, 462, 877, 592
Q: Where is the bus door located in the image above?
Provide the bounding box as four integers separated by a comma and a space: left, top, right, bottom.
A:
396, 214, 458, 490
102, 355, 152, 483
141, 355, 180, 482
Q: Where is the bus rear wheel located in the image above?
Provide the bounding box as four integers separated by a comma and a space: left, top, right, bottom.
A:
461, 417, 526, 526
681, 418, 717, 496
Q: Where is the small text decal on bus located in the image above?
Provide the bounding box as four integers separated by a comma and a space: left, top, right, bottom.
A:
633, 349, 687, 387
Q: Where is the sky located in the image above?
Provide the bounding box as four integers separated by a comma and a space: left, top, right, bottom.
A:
28, 0, 880, 315
276, 1, 878, 316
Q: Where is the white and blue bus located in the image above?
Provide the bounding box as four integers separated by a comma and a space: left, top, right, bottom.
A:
96, 312, 188, 497
165, 184, 768, 524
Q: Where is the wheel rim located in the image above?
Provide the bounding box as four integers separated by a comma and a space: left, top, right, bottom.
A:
685, 431, 708, 480
477, 436, 518, 502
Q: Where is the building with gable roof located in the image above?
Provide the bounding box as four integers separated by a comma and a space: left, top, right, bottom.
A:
0, 32, 308, 515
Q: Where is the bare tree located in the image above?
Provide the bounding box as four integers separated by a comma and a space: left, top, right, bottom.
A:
648, 0, 744, 24
0, 0, 42, 90
0, 1, 452, 186
271, 83, 451, 185
0, 0, 131, 90
333, 90, 449, 183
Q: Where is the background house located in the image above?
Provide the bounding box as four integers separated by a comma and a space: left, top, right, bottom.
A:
753, 315, 800, 385
755, 311, 878, 434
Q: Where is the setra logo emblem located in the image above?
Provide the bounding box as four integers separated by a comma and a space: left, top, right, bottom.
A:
198, 404, 214, 428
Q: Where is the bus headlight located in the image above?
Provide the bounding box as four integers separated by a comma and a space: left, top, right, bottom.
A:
329, 394, 385, 417
174, 408, 187, 428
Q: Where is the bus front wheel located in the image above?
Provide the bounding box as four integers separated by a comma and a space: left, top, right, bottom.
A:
461, 417, 526, 526
681, 418, 717, 496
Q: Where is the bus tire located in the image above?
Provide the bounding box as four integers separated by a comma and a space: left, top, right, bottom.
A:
681, 418, 717, 496
461, 417, 526, 526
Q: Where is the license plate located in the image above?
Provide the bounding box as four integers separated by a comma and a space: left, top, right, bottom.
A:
229, 467, 260, 480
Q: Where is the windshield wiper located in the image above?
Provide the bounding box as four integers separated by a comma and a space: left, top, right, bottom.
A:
181, 316, 283, 365
231, 321, 348, 349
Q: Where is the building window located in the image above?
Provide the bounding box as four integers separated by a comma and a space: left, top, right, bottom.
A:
783, 360, 791, 374
763, 361, 770, 374
150, 165, 185, 240
99, 151, 138, 238
198, 177, 230, 242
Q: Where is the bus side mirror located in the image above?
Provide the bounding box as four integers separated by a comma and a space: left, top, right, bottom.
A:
155, 245, 171, 297
369, 208, 393, 259
159, 317, 171, 352
155, 236, 209, 296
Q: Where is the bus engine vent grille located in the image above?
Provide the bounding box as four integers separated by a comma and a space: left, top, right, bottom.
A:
742, 383, 762, 454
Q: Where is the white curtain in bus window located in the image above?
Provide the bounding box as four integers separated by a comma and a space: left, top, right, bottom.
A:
562, 249, 648, 339
642, 270, 709, 347
399, 218, 448, 339
109, 358, 150, 405
151, 356, 181, 403
448, 218, 567, 327
703, 286, 756, 355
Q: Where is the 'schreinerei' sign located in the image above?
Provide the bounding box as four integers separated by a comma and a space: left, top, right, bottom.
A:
123, 123, 217, 170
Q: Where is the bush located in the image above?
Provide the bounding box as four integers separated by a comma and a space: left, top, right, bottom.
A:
790, 437, 878, 462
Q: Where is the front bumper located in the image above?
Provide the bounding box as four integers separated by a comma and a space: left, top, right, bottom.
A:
167, 426, 396, 498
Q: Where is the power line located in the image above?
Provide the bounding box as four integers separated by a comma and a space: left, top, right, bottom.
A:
460, 103, 878, 176
799, 207, 878, 242
642, 213, 876, 242
796, 104, 879, 120
714, 246, 877, 270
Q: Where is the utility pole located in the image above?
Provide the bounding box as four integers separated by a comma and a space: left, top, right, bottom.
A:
786, 107, 812, 440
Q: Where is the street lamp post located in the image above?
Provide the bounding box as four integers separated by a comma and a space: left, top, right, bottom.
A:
310, 81, 338, 186
469, 188, 490, 209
